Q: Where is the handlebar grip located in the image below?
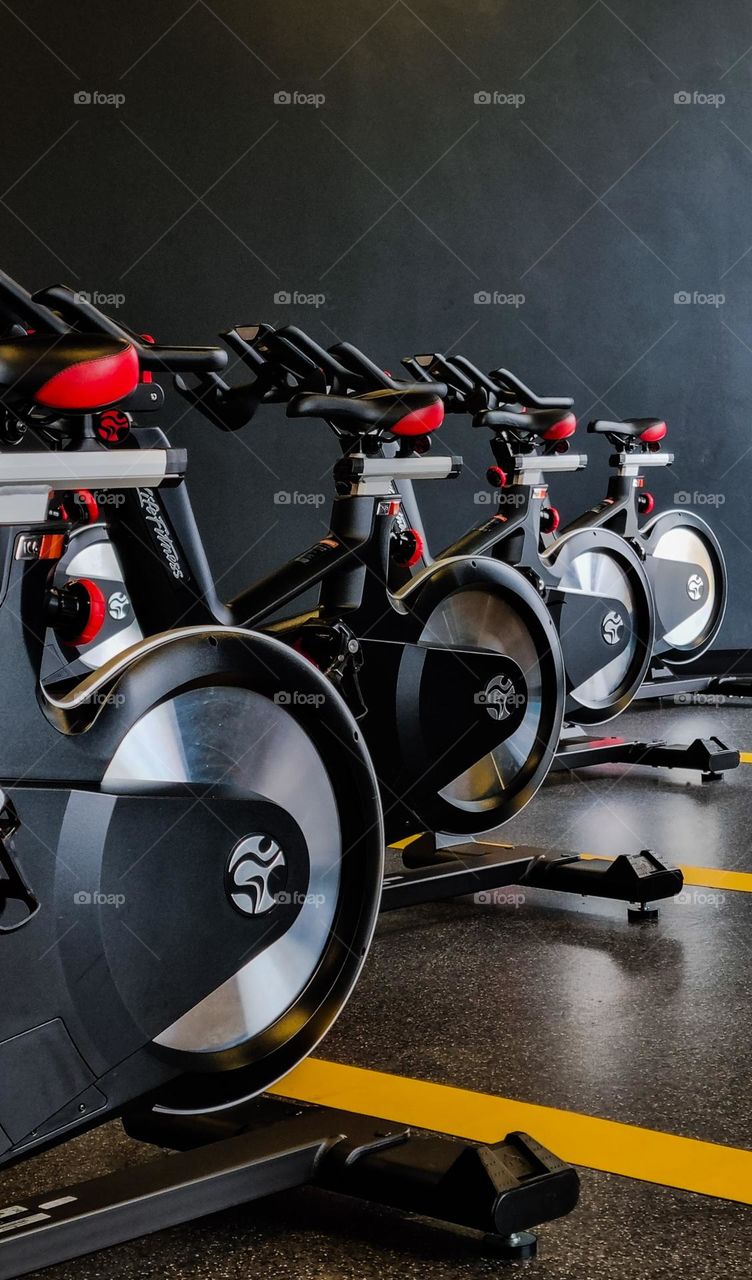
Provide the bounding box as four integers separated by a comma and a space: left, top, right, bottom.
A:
451, 355, 499, 396
279, 325, 342, 372
33, 284, 129, 340
401, 356, 435, 384
33, 284, 228, 373
0, 272, 68, 334
266, 328, 342, 386
329, 341, 396, 391
405, 353, 475, 395
491, 367, 574, 410
174, 372, 260, 430
140, 345, 228, 373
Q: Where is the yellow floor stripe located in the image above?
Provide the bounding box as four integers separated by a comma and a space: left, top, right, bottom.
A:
269, 1059, 752, 1204
740, 752, 752, 764
678, 865, 752, 892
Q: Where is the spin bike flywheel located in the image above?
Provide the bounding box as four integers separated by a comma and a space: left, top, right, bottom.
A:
640, 509, 727, 666
91, 629, 383, 1113
399, 556, 566, 835
543, 527, 654, 724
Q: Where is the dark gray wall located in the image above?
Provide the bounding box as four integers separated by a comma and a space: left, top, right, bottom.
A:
2, 0, 751, 639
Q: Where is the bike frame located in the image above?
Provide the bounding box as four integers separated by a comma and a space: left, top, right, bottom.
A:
555, 444, 673, 542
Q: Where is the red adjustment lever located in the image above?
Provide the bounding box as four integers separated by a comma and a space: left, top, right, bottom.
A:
48, 490, 99, 525
638, 492, 655, 516
486, 466, 507, 489
392, 527, 425, 568
540, 506, 560, 534
74, 490, 99, 524
140, 333, 155, 384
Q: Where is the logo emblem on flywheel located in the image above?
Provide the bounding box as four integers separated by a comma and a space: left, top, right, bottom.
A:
687, 574, 704, 601
226, 835, 288, 916
601, 610, 624, 646
479, 674, 519, 721
108, 591, 130, 620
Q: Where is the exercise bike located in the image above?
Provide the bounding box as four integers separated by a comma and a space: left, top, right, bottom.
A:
423, 354, 727, 676
0, 278, 386, 1160
232, 327, 735, 783
0, 275, 579, 1273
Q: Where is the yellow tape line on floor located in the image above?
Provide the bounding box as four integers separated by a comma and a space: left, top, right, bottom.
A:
678, 865, 752, 892
740, 752, 752, 764
269, 1058, 752, 1204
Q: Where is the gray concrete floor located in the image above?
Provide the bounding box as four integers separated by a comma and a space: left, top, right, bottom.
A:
3, 703, 751, 1278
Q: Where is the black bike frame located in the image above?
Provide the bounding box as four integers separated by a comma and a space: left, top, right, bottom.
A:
109, 426, 460, 638
556, 446, 674, 541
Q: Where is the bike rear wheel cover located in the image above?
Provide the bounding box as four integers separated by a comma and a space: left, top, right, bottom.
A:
103, 677, 379, 1104
417, 582, 562, 827
550, 535, 652, 723
645, 514, 726, 663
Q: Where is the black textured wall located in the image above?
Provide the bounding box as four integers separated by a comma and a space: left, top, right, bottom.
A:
2, 1, 751, 639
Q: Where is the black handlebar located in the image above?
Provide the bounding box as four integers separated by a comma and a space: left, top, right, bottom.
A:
490, 367, 574, 411
326, 342, 447, 400
0, 270, 68, 334
32, 285, 228, 375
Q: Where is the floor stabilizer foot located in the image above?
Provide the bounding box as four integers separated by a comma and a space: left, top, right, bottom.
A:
554, 733, 739, 777
484, 1228, 538, 1260
521, 848, 683, 905
627, 902, 660, 924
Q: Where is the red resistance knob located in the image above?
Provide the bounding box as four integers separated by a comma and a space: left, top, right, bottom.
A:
68, 579, 106, 646
391, 527, 425, 568
486, 466, 507, 489
96, 410, 131, 444
47, 579, 107, 647
638, 492, 655, 516
540, 506, 560, 534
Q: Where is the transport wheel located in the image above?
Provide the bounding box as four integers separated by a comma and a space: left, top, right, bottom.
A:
544, 528, 654, 724
408, 559, 565, 834
98, 632, 383, 1111
641, 511, 727, 666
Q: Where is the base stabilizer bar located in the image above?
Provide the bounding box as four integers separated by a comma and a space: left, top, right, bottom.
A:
383, 836, 683, 913
554, 734, 739, 777
0, 1099, 579, 1276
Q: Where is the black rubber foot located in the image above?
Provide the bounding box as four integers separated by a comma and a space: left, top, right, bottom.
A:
627, 903, 660, 923
702, 771, 724, 783
485, 1230, 538, 1260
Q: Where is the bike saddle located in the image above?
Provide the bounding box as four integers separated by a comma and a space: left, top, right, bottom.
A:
0, 334, 138, 411
288, 387, 444, 437
476, 405, 577, 441
588, 417, 667, 442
